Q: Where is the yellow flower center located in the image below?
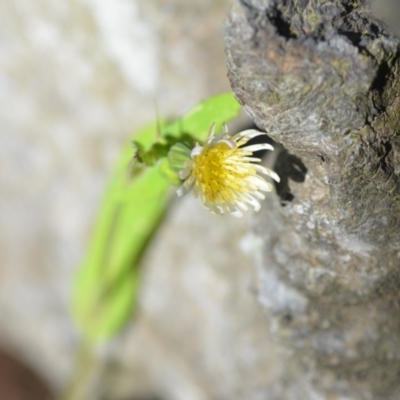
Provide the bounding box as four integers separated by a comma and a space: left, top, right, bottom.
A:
191, 142, 256, 204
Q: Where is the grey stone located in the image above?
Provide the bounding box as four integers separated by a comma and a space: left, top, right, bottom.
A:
225, 0, 400, 398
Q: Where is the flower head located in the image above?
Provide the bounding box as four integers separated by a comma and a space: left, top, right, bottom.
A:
168, 124, 280, 217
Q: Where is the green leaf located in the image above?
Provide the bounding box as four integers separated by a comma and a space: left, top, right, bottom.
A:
71, 92, 242, 343
161, 92, 242, 142
72, 122, 171, 343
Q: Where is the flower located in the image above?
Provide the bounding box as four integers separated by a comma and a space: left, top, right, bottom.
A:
168, 123, 280, 217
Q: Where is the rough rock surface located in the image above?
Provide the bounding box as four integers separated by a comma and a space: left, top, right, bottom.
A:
225, 0, 400, 398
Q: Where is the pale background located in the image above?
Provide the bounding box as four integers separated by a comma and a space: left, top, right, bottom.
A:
0, 0, 230, 385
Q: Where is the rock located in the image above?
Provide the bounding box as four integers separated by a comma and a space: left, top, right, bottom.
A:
225, 0, 400, 398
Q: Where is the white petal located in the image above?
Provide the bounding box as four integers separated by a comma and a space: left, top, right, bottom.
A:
236, 201, 249, 212
242, 157, 262, 162
177, 177, 195, 197
232, 129, 266, 141
252, 178, 273, 192
232, 209, 243, 218
191, 146, 203, 158
208, 122, 216, 137
251, 190, 266, 200
177, 185, 188, 197
244, 194, 261, 211
242, 143, 274, 152
218, 139, 237, 149
252, 165, 280, 182
179, 167, 192, 179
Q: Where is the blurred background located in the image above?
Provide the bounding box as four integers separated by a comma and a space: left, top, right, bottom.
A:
4, 0, 400, 399
0, 1, 276, 399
